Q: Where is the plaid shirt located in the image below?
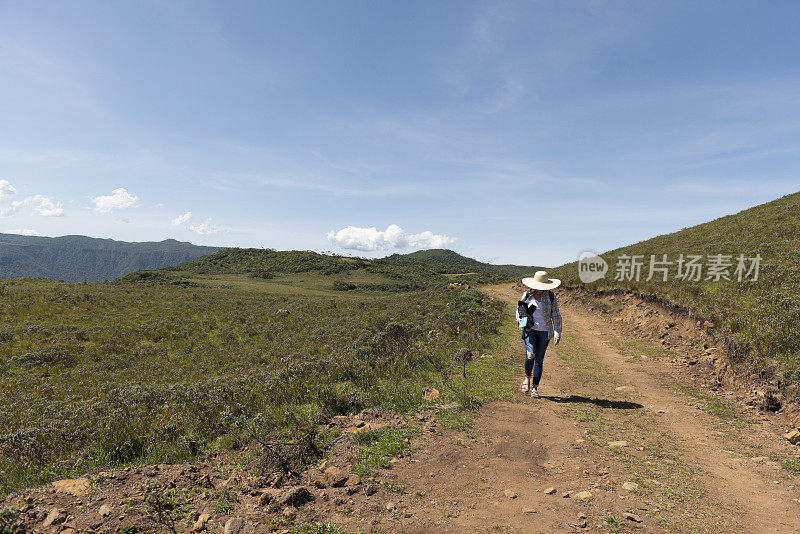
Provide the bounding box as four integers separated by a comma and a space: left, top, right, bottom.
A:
515, 289, 563, 340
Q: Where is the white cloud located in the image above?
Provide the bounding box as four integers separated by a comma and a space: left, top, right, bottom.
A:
26, 195, 64, 217
0, 179, 20, 217
0, 179, 17, 201
171, 211, 193, 226
91, 187, 138, 213
327, 224, 458, 251
4, 228, 41, 236
188, 219, 218, 235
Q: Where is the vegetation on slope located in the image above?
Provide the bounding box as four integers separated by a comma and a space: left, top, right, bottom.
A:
0, 234, 222, 282
385, 248, 545, 277
0, 268, 503, 496
551, 191, 800, 384
167, 248, 513, 289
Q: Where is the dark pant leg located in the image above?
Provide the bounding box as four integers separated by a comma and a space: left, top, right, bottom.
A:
522, 330, 535, 377
531, 330, 550, 387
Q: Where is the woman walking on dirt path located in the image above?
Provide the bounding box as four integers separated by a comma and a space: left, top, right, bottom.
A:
516, 271, 562, 398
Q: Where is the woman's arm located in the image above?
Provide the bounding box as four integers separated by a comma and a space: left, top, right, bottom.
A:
551, 293, 563, 341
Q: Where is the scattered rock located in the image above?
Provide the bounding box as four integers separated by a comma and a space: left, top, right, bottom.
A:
192, 513, 211, 532
258, 488, 281, 507
51, 478, 91, 496
218, 476, 239, 491
615, 386, 635, 392
344, 421, 389, 434
622, 482, 639, 492
224, 516, 247, 534
324, 466, 349, 488
544, 487, 557, 495
623, 512, 643, 523
98, 504, 112, 518
608, 440, 629, 448
281, 486, 314, 507
358, 408, 378, 420
698, 355, 717, 371
758, 393, 782, 412
364, 483, 377, 496
523, 508, 537, 514
307, 469, 327, 488
503, 489, 518, 499
574, 491, 593, 500
562, 492, 571, 498
385, 501, 396, 511
785, 428, 800, 445
42, 509, 67, 528
345, 474, 362, 487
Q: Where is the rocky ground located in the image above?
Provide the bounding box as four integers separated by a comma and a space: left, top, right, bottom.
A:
3, 284, 800, 533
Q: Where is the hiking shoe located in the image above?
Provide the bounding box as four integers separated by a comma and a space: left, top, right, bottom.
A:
530, 387, 539, 398
521, 379, 529, 392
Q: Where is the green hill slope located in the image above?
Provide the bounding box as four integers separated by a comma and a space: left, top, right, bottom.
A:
0, 234, 222, 282
155, 248, 512, 291
384, 248, 545, 277
551, 191, 800, 381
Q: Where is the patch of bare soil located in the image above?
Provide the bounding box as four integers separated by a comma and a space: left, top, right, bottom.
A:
4, 284, 800, 533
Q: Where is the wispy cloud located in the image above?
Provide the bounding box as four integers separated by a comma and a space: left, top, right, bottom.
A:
27, 195, 64, 217
0, 37, 102, 111
171, 211, 193, 226
0, 180, 64, 217
0, 180, 17, 201
188, 219, 218, 235
664, 180, 797, 199
4, 228, 41, 236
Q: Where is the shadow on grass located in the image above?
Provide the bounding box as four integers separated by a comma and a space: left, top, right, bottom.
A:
541, 395, 643, 410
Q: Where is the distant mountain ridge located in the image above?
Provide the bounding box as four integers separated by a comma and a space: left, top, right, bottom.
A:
0, 234, 223, 282
384, 249, 546, 277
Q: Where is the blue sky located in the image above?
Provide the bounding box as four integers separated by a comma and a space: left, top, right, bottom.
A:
1, 1, 798, 266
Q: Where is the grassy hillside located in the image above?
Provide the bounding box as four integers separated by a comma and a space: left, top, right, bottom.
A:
0, 254, 508, 497
0, 234, 222, 282
551, 191, 800, 383
384, 248, 545, 277
165, 248, 513, 290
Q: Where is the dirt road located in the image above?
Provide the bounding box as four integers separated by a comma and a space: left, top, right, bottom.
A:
334, 285, 800, 533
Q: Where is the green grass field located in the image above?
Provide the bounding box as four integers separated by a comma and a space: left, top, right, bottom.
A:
0, 264, 504, 497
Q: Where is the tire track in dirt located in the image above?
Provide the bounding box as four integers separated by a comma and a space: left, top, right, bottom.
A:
562, 299, 800, 533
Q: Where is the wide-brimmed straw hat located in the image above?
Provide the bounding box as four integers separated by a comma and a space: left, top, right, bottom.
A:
522, 270, 561, 290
